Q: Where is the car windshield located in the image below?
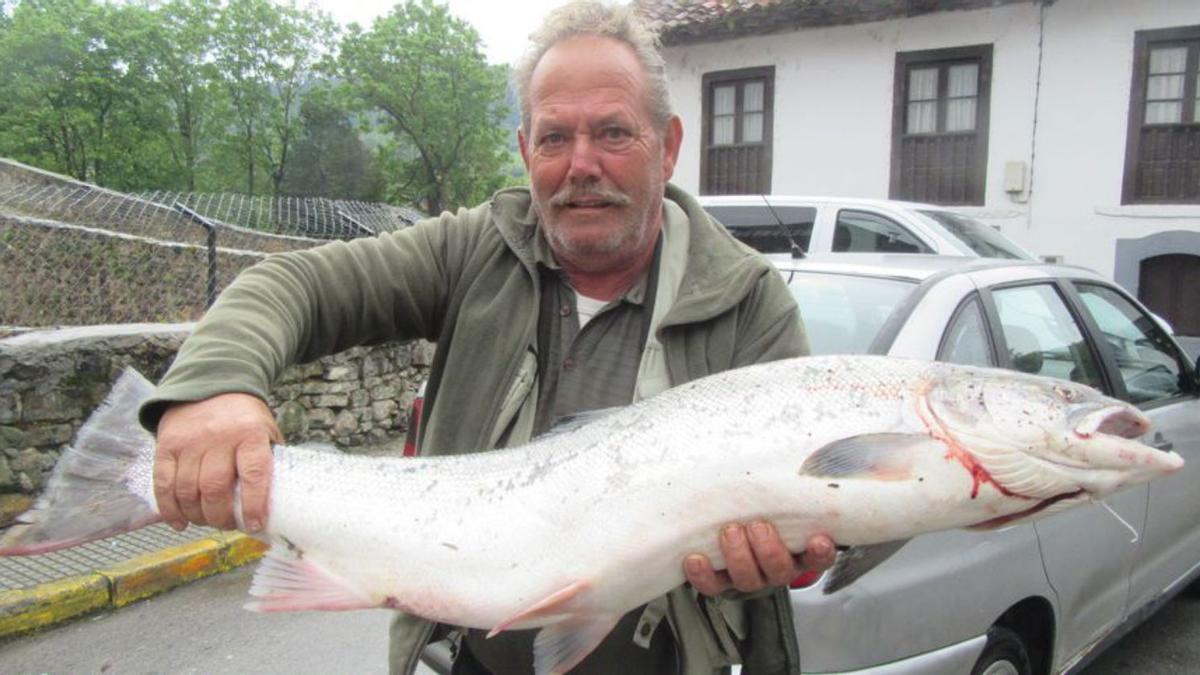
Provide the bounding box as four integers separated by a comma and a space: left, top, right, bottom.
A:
916, 210, 1031, 260
782, 271, 917, 354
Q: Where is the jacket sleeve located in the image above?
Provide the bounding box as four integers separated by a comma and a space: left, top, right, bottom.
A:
731, 268, 811, 368
138, 208, 478, 432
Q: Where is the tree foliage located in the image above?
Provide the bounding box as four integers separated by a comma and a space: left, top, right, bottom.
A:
340, 0, 510, 214
0, 0, 513, 210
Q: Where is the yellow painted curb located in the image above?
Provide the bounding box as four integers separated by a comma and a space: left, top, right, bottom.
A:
103, 538, 227, 607
0, 574, 109, 638
0, 531, 269, 636
220, 532, 270, 567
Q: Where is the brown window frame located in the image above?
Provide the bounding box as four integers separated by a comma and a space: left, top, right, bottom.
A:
890, 45, 993, 206
1122, 25, 1200, 205
700, 66, 774, 195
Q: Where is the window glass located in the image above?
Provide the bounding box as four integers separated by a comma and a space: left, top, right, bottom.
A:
742, 81, 765, 142
1147, 45, 1187, 124
1076, 283, 1186, 404
915, 209, 1029, 259
945, 63, 978, 132
992, 284, 1103, 387
939, 296, 995, 366
704, 204, 815, 253
906, 68, 938, 134
833, 210, 932, 253
712, 85, 735, 145
785, 272, 916, 355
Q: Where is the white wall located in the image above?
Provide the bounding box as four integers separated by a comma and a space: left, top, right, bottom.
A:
662, 0, 1200, 277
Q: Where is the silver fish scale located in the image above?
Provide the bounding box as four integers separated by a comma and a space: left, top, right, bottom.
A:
268, 355, 940, 557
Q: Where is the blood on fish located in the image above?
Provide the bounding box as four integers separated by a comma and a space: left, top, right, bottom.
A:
914, 383, 1029, 501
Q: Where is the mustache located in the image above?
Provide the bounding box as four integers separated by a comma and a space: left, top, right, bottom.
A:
548, 185, 633, 208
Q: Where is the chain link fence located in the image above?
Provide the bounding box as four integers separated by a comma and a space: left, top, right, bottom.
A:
0, 161, 424, 332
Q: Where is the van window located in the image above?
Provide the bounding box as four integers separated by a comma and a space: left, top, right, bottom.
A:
833, 210, 932, 254
703, 205, 815, 253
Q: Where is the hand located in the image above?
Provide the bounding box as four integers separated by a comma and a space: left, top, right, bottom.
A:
684, 522, 836, 596
154, 393, 282, 532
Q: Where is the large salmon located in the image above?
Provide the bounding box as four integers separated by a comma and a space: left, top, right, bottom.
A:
0, 355, 1183, 674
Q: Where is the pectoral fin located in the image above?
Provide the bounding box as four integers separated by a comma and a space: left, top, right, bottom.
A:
802, 433, 941, 481
489, 580, 616, 675
488, 580, 592, 637
823, 540, 910, 594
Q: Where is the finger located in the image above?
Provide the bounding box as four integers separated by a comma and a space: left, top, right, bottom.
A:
198, 446, 238, 530
721, 524, 767, 593
235, 437, 273, 533
747, 521, 799, 587
152, 448, 186, 531
684, 554, 732, 597
174, 444, 207, 526
796, 535, 838, 573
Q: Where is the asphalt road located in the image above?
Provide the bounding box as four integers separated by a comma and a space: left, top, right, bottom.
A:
0, 565, 1195, 674
1079, 586, 1200, 674
0, 565, 435, 675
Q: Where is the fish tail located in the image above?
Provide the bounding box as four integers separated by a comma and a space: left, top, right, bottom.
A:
0, 369, 161, 556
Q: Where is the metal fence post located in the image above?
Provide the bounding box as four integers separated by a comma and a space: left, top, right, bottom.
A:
174, 202, 219, 308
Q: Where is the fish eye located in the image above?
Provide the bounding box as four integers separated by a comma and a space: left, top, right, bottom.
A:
1054, 385, 1077, 402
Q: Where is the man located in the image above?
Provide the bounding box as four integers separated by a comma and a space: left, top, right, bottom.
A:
141, 2, 835, 673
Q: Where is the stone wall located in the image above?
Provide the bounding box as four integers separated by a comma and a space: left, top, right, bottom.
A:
0, 324, 432, 526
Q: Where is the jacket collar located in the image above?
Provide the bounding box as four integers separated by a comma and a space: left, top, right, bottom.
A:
488, 184, 776, 326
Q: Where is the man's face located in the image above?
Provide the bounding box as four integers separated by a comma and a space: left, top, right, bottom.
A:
519, 35, 682, 273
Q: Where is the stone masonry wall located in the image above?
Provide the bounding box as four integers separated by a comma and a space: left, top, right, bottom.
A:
0, 324, 432, 526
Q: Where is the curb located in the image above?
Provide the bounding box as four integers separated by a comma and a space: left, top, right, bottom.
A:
0, 533, 268, 638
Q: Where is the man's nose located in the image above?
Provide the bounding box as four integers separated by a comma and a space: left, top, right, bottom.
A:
566, 135, 602, 181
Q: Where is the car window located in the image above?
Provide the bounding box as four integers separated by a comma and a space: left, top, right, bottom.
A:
703, 205, 815, 254
915, 209, 1030, 260
784, 271, 916, 354
1075, 283, 1187, 404
991, 284, 1103, 388
832, 210, 932, 254
939, 296, 996, 367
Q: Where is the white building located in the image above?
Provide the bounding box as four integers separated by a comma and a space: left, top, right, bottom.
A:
639, 0, 1200, 338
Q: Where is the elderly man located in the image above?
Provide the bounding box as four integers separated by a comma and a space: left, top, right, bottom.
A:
141, 2, 834, 673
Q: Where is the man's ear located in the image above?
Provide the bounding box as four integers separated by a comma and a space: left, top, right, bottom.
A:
661, 115, 683, 181
518, 128, 531, 171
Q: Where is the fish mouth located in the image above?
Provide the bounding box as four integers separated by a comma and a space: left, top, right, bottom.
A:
1072, 404, 1151, 440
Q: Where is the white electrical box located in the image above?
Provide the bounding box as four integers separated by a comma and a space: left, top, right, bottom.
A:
1004, 161, 1026, 194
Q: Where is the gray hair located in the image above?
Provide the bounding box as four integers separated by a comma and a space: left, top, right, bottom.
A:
513, 0, 673, 135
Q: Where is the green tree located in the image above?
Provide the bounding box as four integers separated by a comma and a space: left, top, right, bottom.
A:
0, 0, 176, 188
280, 89, 382, 201
339, 0, 510, 214
214, 0, 334, 196
148, 0, 224, 192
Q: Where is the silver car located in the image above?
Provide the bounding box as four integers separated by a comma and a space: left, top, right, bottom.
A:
698, 195, 1036, 260
776, 253, 1200, 674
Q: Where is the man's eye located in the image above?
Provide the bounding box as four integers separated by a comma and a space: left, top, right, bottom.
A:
539, 133, 566, 146
601, 127, 632, 143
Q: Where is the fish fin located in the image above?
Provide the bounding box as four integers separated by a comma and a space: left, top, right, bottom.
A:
0, 369, 160, 556
823, 540, 910, 594
801, 433, 935, 481
532, 614, 621, 675
245, 545, 373, 612
487, 579, 592, 637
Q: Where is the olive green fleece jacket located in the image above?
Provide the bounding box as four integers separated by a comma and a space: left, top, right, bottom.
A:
140, 183, 809, 675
